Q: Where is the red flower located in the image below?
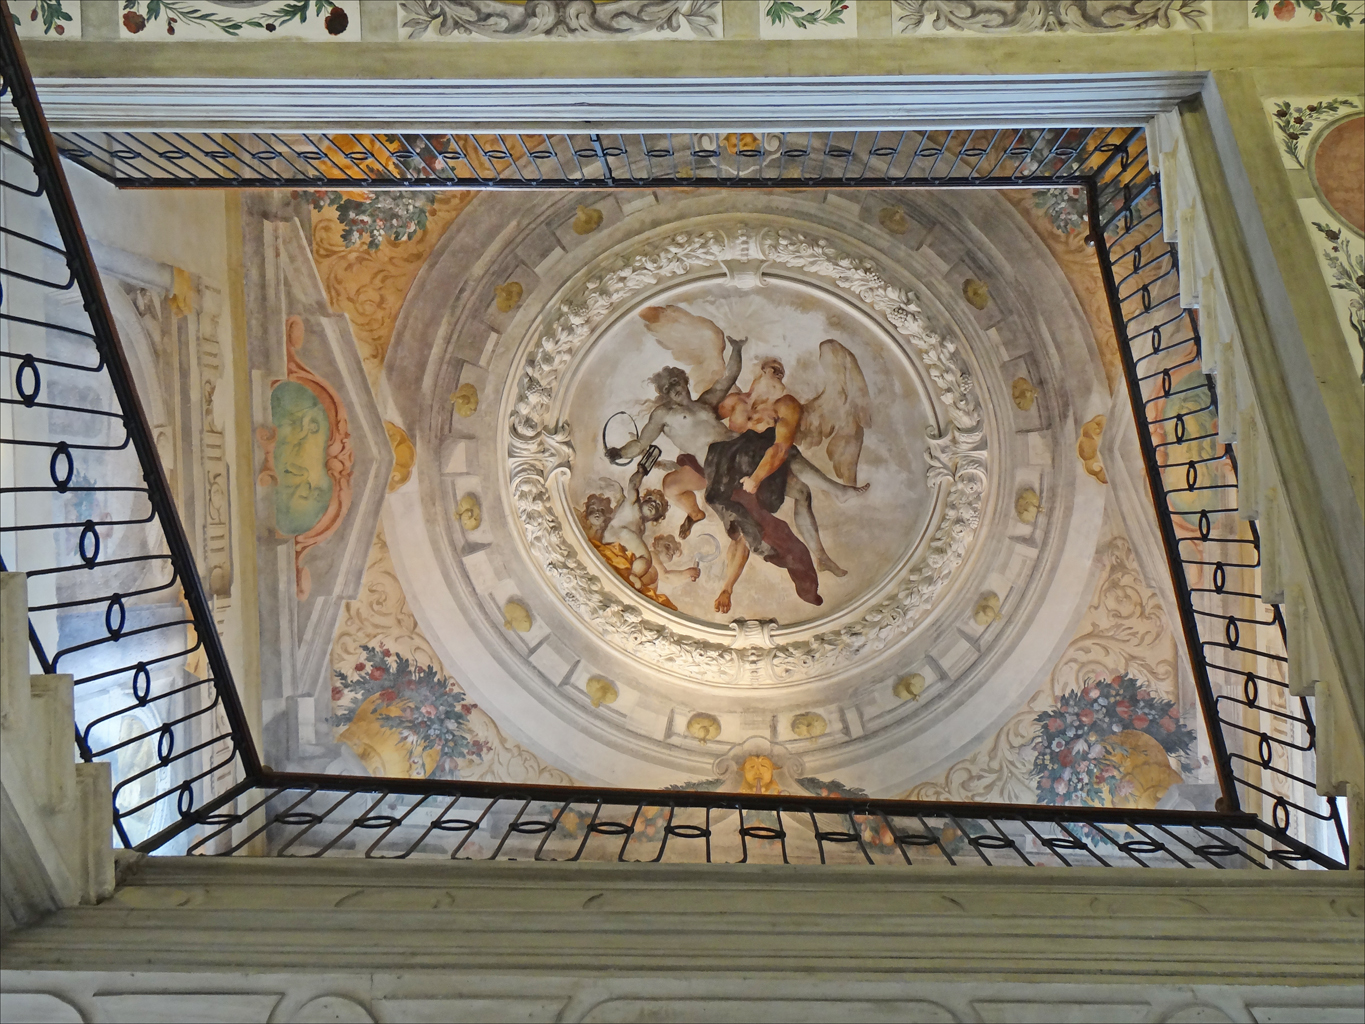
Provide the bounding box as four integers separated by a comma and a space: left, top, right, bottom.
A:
1058, 748, 1074, 767
331, 686, 343, 701
1079, 708, 1095, 725
421, 704, 437, 718
1132, 714, 1150, 729
379, 689, 397, 703
122, 11, 146, 32
1167, 706, 1179, 717
1273, 0, 1297, 20
1111, 675, 1123, 686
1314, 10, 1323, 20
1135, 690, 1150, 700
369, 666, 386, 681
354, 662, 366, 673
1084, 686, 1100, 700
1047, 718, 1064, 732
1115, 700, 1133, 719
1160, 718, 1176, 733
325, 5, 350, 35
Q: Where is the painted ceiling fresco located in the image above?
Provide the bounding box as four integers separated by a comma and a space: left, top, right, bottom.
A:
242, 178, 1221, 829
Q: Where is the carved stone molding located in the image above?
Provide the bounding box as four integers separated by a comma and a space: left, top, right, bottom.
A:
3, 857, 1361, 985
506, 222, 987, 683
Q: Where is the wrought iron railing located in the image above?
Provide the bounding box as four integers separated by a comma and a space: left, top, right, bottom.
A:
56, 127, 1112, 191
0, 18, 259, 852
0, 19, 1348, 869
1091, 153, 1349, 862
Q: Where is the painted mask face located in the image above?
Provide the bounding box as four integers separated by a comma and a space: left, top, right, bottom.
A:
270, 381, 333, 535
742, 755, 775, 791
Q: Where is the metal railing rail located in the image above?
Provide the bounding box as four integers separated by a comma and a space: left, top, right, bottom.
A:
1, 9, 258, 853
0, 19, 1348, 868
56, 127, 1116, 192
1091, 140, 1348, 861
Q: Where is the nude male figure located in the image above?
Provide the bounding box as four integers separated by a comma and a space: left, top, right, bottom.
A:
607, 341, 864, 581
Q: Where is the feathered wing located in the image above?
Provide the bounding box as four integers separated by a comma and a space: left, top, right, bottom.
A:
638, 305, 726, 393
795, 339, 871, 485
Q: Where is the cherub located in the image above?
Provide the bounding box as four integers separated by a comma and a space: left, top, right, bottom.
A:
580, 465, 698, 609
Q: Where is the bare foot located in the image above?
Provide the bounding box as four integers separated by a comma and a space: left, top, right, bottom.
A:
817, 556, 848, 577
714, 589, 732, 614
678, 511, 704, 539
831, 481, 871, 505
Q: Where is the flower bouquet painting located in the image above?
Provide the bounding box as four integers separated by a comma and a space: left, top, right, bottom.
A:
329, 644, 489, 779
295, 190, 437, 251
1031, 673, 1196, 812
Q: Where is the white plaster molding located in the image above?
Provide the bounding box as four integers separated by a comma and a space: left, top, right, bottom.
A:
5, 971, 1364, 1024
33, 73, 1208, 132
1, 857, 1362, 986
0, 574, 115, 936
507, 222, 985, 684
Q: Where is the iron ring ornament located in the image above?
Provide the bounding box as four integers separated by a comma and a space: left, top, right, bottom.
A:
505, 222, 988, 684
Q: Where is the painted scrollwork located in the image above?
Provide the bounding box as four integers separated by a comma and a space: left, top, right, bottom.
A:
506, 222, 987, 682
894, 0, 1207, 33
904, 536, 1180, 804
400, 0, 721, 40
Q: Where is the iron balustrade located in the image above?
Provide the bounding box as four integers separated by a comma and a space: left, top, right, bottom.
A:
55, 127, 1115, 191
0, 15, 1348, 868
0, 14, 258, 852
147, 772, 1330, 870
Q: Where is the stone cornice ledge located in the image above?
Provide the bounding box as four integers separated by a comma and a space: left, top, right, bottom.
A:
3, 858, 1361, 984
32, 74, 1209, 132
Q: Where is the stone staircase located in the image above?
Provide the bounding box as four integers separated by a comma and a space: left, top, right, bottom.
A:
0, 572, 115, 935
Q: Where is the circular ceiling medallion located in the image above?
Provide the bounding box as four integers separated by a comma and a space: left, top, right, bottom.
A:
1308, 113, 1364, 237
560, 276, 939, 629
503, 219, 987, 686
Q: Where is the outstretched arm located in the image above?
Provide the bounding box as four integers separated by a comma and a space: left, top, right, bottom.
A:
698, 336, 747, 409
742, 396, 801, 494
624, 464, 645, 507
609, 406, 668, 461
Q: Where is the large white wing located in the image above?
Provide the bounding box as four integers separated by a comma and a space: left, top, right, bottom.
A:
638, 305, 726, 393
795, 339, 871, 485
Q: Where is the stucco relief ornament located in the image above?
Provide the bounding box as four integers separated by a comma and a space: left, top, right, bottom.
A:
507, 223, 987, 682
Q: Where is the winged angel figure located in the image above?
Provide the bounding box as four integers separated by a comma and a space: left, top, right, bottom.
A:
603, 304, 871, 614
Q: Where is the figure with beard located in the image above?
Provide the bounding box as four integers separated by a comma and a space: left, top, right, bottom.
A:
706, 357, 821, 614
611, 316, 865, 581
